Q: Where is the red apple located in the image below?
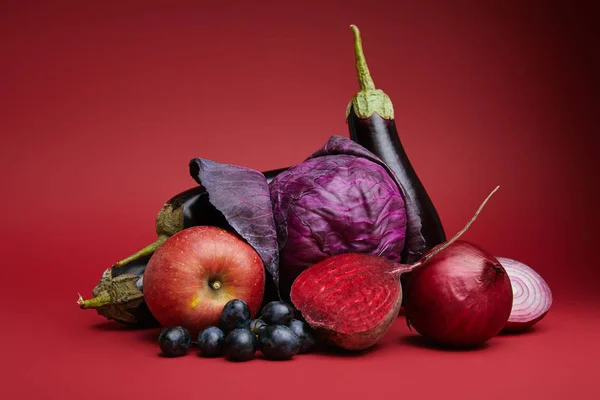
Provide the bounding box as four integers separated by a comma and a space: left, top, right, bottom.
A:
144, 225, 265, 335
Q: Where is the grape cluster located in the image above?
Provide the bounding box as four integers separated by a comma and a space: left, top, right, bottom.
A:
157, 299, 316, 361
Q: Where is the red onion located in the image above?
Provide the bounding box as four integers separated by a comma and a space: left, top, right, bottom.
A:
403, 241, 513, 347
393, 186, 514, 348
495, 257, 552, 332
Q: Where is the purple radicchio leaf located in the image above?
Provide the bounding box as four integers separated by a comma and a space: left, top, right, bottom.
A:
189, 158, 280, 290
309, 135, 426, 264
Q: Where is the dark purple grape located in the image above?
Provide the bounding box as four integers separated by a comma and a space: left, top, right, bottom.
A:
158, 326, 191, 357
220, 299, 251, 332
259, 325, 300, 360
261, 301, 294, 326
198, 326, 225, 357
288, 319, 316, 353
225, 328, 256, 361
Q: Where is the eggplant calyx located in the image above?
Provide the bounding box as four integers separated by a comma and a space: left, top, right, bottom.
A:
78, 269, 144, 324
347, 90, 394, 120
113, 202, 184, 268
155, 202, 185, 237
346, 24, 394, 120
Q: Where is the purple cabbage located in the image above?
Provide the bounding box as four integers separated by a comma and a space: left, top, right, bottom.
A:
270, 136, 412, 296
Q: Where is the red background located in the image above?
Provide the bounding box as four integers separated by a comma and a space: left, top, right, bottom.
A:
1, 1, 598, 399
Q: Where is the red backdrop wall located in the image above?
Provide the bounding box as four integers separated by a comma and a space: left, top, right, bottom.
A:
1, 1, 598, 399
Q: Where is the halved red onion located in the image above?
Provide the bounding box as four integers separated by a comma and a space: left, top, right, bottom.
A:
496, 257, 552, 332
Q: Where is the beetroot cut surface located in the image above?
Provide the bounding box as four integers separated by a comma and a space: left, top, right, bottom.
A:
290, 253, 402, 351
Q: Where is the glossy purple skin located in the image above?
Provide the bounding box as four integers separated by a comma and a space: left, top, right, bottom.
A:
270, 154, 407, 296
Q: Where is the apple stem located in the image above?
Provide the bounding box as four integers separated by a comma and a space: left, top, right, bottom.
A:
78, 292, 111, 309
210, 281, 222, 290
113, 235, 168, 268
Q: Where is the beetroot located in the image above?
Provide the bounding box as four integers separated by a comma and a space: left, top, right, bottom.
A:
290, 253, 403, 351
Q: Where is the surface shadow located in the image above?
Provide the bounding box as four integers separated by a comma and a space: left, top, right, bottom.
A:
400, 335, 490, 352
91, 321, 138, 332
91, 320, 162, 344
498, 325, 543, 336
139, 328, 162, 344
312, 342, 381, 358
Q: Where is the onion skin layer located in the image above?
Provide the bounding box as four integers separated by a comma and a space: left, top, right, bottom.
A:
496, 257, 552, 333
403, 241, 513, 348
290, 253, 402, 351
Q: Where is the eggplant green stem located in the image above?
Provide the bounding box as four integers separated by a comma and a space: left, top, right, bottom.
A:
346, 25, 394, 120
351, 24, 375, 91
113, 201, 184, 268
78, 292, 111, 309
112, 235, 167, 268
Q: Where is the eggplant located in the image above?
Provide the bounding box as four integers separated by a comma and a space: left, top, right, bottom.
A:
346, 25, 446, 264
78, 167, 287, 327
78, 255, 160, 327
